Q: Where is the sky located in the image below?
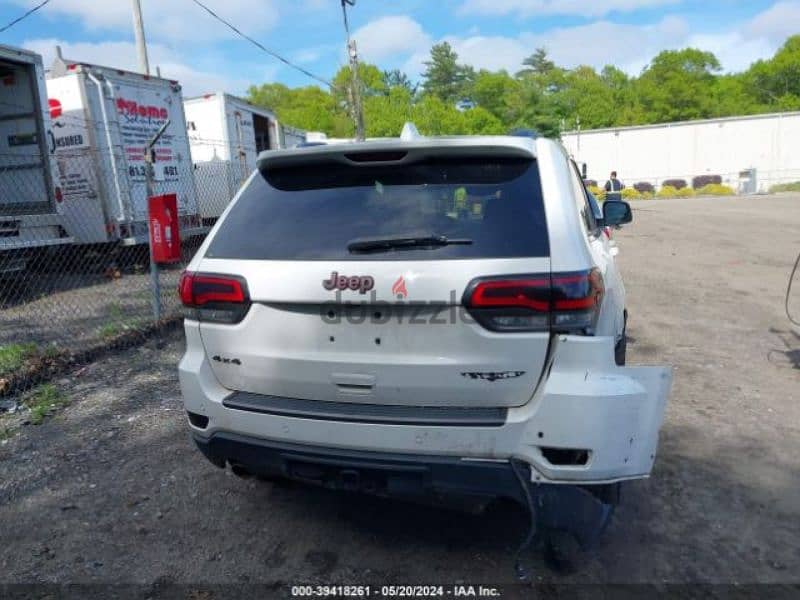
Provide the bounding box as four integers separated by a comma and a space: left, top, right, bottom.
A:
0, 0, 798, 96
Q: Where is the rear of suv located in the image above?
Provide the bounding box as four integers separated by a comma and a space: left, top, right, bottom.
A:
178, 129, 672, 549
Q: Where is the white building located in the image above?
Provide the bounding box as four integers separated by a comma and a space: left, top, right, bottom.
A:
561, 111, 800, 192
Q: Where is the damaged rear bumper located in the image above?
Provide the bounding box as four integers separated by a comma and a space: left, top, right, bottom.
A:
181, 329, 672, 486
194, 431, 616, 548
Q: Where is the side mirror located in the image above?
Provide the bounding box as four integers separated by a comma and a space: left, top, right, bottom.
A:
603, 200, 633, 226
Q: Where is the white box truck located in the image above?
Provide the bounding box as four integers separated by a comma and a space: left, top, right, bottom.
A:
184, 92, 306, 224
46, 54, 205, 245
0, 44, 70, 275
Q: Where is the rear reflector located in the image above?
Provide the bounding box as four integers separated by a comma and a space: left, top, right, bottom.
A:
179, 272, 250, 324
464, 269, 604, 333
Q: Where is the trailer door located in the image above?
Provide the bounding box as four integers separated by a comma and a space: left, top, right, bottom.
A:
0, 58, 53, 216
253, 113, 272, 154
107, 76, 199, 225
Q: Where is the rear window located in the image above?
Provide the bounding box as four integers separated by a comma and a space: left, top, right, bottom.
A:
205, 156, 549, 261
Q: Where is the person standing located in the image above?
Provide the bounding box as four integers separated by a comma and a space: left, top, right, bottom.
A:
604, 171, 625, 201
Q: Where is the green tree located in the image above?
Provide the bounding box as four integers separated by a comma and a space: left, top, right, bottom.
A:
462, 105, 504, 134
518, 48, 556, 77
633, 48, 722, 122
553, 66, 618, 129
471, 70, 522, 124
745, 35, 800, 109
246, 82, 293, 113
712, 74, 766, 117
364, 87, 414, 137
411, 95, 464, 134
421, 42, 471, 103
247, 83, 351, 137
246, 35, 800, 140
598, 66, 643, 124
382, 69, 417, 95
514, 77, 561, 138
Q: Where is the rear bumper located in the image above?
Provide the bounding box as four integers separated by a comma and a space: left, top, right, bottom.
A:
180, 324, 672, 485
195, 431, 525, 504
193, 430, 616, 546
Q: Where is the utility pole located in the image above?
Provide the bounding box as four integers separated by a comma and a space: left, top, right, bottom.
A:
131, 0, 150, 75
341, 0, 365, 141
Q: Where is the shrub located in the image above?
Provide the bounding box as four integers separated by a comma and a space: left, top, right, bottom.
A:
697, 183, 735, 196
657, 185, 679, 198
675, 187, 696, 198
633, 181, 655, 194
662, 178, 687, 190
587, 185, 605, 201
621, 187, 642, 200
692, 174, 722, 189
769, 181, 800, 193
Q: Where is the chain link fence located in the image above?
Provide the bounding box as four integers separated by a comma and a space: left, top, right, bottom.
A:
0, 148, 248, 401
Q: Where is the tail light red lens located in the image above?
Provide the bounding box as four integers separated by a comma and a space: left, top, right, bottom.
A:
464, 269, 604, 333
179, 272, 250, 323
464, 276, 551, 332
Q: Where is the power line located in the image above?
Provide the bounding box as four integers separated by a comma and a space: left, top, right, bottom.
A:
0, 0, 53, 35
189, 0, 334, 89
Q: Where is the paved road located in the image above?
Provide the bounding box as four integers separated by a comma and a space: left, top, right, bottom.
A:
1, 194, 799, 587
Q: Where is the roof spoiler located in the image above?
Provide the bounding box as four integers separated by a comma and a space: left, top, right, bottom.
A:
256, 132, 536, 173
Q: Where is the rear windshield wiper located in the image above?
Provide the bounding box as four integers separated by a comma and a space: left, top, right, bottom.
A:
347, 234, 473, 253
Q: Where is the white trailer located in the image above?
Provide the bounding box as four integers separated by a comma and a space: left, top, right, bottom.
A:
561, 111, 800, 193
46, 55, 205, 245
0, 44, 70, 275
184, 92, 306, 224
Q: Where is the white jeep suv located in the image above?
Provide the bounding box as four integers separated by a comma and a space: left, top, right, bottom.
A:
178, 128, 672, 549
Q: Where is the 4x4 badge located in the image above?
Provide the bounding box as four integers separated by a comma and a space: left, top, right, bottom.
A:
323, 271, 375, 294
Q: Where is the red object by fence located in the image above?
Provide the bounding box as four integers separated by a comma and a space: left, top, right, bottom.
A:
148, 193, 181, 264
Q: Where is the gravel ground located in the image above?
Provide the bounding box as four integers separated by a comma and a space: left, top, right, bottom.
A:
0, 241, 200, 357
0, 194, 799, 589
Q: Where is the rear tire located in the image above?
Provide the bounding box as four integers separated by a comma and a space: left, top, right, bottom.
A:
615, 334, 627, 366
542, 530, 582, 574
615, 309, 628, 366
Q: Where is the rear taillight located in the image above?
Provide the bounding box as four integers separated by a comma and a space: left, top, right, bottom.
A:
179, 272, 250, 324
464, 269, 604, 333
550, 269, 604, 332
464, 276, 551, 331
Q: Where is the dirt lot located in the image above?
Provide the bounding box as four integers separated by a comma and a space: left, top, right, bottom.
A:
1, 194, 799, 589
0, 249, 186, 352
